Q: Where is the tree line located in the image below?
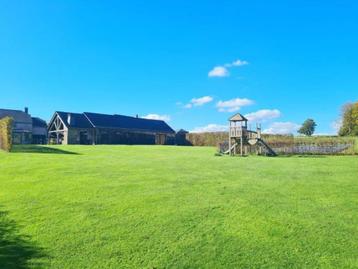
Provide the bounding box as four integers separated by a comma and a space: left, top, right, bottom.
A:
338, 102, 358, 136
297, 101, 357, 137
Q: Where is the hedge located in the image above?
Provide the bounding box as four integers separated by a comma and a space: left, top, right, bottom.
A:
0, 117, 13, 152
186, 132, 227, 147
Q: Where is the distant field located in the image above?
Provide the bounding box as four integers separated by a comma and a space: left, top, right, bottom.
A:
1, 145, 358, 268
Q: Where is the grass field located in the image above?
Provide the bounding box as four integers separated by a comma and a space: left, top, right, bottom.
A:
1, 145, 357, 268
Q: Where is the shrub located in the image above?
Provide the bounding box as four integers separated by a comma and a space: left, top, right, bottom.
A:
0, 117, 13, 152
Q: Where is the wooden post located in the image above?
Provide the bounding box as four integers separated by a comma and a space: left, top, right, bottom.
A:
228, 121, 231, 155
257, 123, 261, 139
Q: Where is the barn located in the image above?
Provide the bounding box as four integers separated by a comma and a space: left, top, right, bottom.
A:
48, 111, 175, 145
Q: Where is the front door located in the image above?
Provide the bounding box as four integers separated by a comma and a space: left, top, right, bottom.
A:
79, 131, 89, 144
155, 134, 166, 145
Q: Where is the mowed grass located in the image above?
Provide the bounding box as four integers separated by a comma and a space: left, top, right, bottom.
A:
0, 145, 357, 269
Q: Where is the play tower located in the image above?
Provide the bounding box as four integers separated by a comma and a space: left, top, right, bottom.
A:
227, 113, 276, 156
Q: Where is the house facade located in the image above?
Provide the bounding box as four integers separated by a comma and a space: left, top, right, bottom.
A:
48, 111, 175, 145
0, 108, 48, 144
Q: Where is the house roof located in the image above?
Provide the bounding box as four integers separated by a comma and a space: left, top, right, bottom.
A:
53, 111, 175, 134
0, 109, 32, 124
56, 111, 94, 129
84, 112, 175, 134
229, 113, 248, 122
32, 117, 48, 128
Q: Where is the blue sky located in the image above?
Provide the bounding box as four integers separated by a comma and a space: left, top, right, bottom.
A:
0, 1, 357, 134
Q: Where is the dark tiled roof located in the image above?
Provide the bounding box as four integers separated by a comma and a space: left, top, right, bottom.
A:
54, 111, 175, 134
32, 117, 47, 128
84, 112, 175, 134
56, 111, 94, 129
0, 109, 32, 124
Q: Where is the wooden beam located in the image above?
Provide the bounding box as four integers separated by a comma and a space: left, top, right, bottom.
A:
48, 130, 65, 133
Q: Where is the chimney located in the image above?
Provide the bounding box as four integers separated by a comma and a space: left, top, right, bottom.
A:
24, 107, 29, 114
67, 113, 71, 125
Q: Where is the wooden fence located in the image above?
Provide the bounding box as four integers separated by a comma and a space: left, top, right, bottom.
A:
187, 132, 357, 155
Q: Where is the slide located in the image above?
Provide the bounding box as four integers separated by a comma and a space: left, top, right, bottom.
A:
223, 143, 238, 154
257, 138, 277, 156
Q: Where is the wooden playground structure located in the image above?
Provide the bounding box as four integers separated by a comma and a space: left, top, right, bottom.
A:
224, 113, 277, 156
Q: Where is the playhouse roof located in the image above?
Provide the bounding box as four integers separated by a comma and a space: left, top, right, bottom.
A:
229, 113, 248, 122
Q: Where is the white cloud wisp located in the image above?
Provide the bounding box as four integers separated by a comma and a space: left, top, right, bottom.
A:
191, 124, 228, 133
185, 96, 214, 108
263, 122, 300, 135
216, 98, 254, 112
209, 58, 248, 78
143, 114, 171, 122
244, 109, 281, 122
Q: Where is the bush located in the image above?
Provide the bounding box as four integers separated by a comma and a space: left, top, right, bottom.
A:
0, 117, 13, 152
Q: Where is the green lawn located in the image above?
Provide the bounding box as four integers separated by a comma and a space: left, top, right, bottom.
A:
0, 145, 357, 268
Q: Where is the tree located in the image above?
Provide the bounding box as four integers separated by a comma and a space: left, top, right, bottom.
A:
339, 101, 358, 136
298, 119, 317, 136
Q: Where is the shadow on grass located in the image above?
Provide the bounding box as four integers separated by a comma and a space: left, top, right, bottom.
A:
0, 210, 47, 268
11, 145, 79, 155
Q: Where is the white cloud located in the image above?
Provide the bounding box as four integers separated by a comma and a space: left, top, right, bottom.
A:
244, 109, 281, 122
191, 124, 228, 133
208, 66, 229, 77
263, 122, 300, 135
185, 96, 213, 108
232, 59, 249, 66
143, 114, 171, 122
216, 98, 254, 112
313, 133, 334, 136
225, 59, 249, 67
209, 58, 248, 78
330, 119, 342, 134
